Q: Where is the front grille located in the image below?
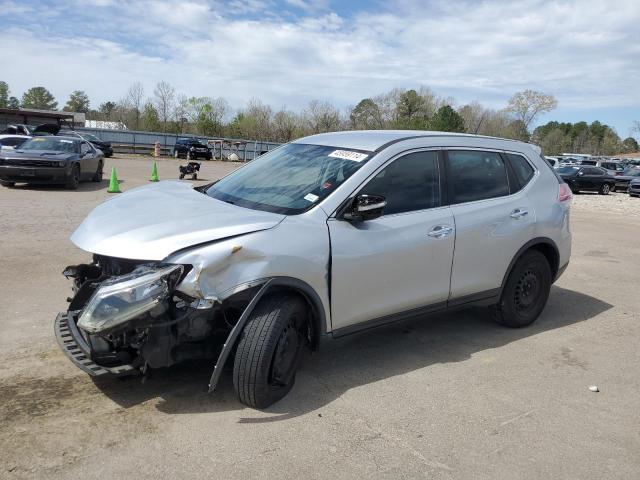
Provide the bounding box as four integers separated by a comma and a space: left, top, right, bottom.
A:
4, 159, 62, 167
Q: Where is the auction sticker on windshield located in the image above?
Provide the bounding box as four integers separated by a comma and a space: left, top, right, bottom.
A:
328, 150, 368, 162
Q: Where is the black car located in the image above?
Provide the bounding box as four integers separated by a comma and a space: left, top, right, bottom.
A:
629, 178, 640, 197
59, 130, 113, 157
0, 136, 104, 190
614, 168, 640, 192
173, 137, 212, 160
2, 123, 62, 136
557, 165, 616, 195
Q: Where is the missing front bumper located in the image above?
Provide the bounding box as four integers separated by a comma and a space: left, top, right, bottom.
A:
54, 312, 137, 377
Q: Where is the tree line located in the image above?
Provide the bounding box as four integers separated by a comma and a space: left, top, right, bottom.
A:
0, 80, 637, 155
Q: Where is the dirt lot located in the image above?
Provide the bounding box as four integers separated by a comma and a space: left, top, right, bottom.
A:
1, 154, 639, 479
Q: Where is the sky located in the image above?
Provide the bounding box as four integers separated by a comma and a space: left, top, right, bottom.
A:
1, 0, 639, 137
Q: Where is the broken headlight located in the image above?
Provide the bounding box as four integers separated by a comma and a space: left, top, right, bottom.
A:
77, 264, 183, 334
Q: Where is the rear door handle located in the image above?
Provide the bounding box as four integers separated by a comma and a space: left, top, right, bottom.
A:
428, 225, 454, 238
510, 208, 529, 219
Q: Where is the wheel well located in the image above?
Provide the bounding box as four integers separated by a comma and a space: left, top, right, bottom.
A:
500, 239, 560, 297
270, 286, 322, 351
526, 242, 559, 279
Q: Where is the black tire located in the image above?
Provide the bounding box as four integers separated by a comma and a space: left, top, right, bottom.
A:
192, 173, 197, 180
599, 183, 611, 195
492, 250, 551, 328
233, 293, 308, 409
65, 165, 80, 190
0, 180, 15, 187
92, 161, 103, 182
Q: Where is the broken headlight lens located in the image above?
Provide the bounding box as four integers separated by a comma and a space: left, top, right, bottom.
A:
77, 264, 183, 334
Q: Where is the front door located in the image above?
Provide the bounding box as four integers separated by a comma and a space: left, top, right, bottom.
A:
328, 150, 455, 332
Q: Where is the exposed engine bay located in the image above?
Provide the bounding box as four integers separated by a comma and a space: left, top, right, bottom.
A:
59, 255, 260, 373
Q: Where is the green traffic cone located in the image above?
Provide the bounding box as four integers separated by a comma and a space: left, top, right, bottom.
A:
150, 162, 159, 182
107, 166, 121, 193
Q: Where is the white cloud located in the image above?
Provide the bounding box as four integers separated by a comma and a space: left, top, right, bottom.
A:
1, 0, 638, 119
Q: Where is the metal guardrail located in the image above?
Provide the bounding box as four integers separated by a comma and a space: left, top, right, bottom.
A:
75, 127, 281, 161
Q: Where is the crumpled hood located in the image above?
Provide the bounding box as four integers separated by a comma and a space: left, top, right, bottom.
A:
71, 181, 285, 260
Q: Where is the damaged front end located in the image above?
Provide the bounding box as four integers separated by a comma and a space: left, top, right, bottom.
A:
55, 255, 261, 379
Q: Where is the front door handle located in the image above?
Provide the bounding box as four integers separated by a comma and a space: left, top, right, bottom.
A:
428, 225, 454, 238
510, 208, 529, 219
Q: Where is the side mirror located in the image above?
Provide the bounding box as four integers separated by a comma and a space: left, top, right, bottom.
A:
343, 194, 386, 221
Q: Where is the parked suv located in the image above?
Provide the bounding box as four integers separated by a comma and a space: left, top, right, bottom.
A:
173, 137, 212, 160
55, 131, 572, 408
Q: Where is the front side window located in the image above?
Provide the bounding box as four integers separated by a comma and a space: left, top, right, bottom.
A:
359, 151, 440, 215
206, 143, 371, 214
447, 150, 509, 204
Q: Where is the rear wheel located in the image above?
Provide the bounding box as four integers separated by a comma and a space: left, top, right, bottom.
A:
233, 293, 308, 409
492, 250, 551, 328
599, 183, 611, 195
0, 180, 15, 187
65, 165, 80, 190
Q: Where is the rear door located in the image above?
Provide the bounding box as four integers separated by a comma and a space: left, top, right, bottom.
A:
446, 149, 536, 301
328, 149, 455, 332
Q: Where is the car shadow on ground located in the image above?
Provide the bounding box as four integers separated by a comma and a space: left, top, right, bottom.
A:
8, 179, 117, 192
92, 286, 612, 419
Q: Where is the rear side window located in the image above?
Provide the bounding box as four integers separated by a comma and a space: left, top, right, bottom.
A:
506, 153, 535, 189
447, 150, 509, 204
360, 151, 440, 215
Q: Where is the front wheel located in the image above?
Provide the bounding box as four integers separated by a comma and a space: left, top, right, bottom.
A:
65, 165, 80, 190
233, 293, 308, 409
599, 183, 611, 195
492, 250, 551, 328
92, 161, 103, 182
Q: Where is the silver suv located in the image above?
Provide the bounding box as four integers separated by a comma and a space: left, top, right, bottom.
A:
55, 131, 572, 408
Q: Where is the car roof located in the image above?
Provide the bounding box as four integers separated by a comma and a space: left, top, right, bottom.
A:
292, 130, 538, 153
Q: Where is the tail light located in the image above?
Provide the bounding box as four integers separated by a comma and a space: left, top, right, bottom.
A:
558, 182, 572, 202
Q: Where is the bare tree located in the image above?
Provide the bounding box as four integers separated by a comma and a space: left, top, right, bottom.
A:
273, 108, 299, 142
506, 90, 558, 130
153, 81, 176, 132
303, 100, 341, 134
125, 82, 144, 130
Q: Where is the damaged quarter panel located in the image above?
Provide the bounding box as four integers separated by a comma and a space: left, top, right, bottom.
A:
166, 205, 332, 333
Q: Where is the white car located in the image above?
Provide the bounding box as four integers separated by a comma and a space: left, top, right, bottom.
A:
0, 134, 30, 151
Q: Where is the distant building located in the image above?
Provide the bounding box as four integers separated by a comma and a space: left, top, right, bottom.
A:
0, 107, 77, 131
84, 120, 128, 130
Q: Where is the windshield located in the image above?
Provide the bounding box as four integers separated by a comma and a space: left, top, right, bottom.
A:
206, 143, 371, 214
557, 166, 580, 174
19, 137, 78, 153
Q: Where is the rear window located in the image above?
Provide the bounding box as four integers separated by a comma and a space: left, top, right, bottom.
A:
447, 150, 509, 204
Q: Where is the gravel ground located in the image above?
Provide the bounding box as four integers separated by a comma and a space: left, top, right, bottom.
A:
571, 190, 640, 216
1, 154, 639, 479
